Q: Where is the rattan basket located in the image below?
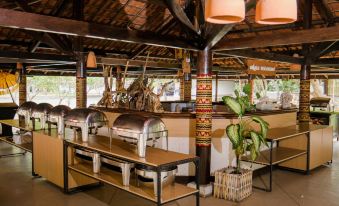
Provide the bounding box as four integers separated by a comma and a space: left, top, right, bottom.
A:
213, 167, 253, 202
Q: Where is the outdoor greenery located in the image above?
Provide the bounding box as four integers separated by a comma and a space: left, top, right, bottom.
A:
223, 83, 269, 174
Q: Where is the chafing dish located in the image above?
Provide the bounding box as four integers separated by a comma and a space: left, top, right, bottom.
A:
136, 165, 177, 197
17, 101, 37, 126
47, 105, 71, 135
64, 108, 108, 142
75, 149, 134, 186
31, 103, 53, 130
111, 114, 168, 158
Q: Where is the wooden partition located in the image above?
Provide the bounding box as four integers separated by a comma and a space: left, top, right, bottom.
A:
33, 129, 97, 188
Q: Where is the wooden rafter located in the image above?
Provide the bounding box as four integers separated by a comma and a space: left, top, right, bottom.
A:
314, 0, 335, 26
214, 24, 339, 51
0, 8, 198, 50
215, 50, 303, 64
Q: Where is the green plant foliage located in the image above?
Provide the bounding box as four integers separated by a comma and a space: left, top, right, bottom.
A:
222, 96, 243, 116
223, 84, 269, 174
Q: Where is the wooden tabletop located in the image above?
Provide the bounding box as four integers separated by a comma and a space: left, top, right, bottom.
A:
0, 119, 33, 131
267, 124, 328, 141
65, 133, 198, 168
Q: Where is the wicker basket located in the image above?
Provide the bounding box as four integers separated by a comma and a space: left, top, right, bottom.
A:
213, 167, 253, 202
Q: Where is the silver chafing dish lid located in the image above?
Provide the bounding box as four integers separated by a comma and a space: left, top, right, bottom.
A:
112, 114, 166, 134
32, 103, 53, 117
49, 105, 71, 118
64, 108, 108, 124
48, 105, 71, 123
17, 101, 38, 115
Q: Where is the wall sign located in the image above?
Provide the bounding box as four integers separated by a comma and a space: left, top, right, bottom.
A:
247, 60, 276, 76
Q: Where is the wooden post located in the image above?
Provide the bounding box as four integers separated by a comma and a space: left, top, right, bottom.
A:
18, 65, 27, 105
196, 48, 212, 185
215, 72, 219, 102
298, 0, 312, 122
180, 73, 184, 101
183, 72, 192, 101
299, 65, 311, 122
74, 0, 86, 108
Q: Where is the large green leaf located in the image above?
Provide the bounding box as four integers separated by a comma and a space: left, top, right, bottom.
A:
250, 131, 261, 151
243, 83, 251, 96
250, 145, 258, 161
252, 116, 269, 138
222, 96, 243, 116
226, 124, 241, 149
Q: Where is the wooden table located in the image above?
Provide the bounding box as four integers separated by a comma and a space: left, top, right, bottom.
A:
0, 119, 41, 176
63, 135, 200, 206
242, 124, 330, 192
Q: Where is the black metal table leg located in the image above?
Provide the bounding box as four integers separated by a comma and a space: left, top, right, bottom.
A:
194, 159, 200, 206
269, 141, 273, 192
156, 169, 161, 206
63, 141, 69, 194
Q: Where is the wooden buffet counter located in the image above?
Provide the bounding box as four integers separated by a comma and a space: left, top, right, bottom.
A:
33, 129, 97, 189
93, 107, 299, 175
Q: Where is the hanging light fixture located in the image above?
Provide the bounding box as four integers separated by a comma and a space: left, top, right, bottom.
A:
86, 51, 97, 68
256, 0, 298, 25
205, 0, 245, 24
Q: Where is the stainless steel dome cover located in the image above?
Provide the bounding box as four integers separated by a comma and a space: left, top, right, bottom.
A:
64, 108, 107, 124
112, 114, 166, 135
17, 101, 38, 116
48, 105, 71, 122
32, 103, 53, 118
112, 114, 168, 158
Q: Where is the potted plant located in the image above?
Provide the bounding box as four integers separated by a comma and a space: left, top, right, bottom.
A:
214, 83, 269, 202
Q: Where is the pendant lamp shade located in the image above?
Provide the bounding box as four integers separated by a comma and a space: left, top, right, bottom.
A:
256, 0, 298, 25
86, 51, 97, 68
205, 0, 245, 24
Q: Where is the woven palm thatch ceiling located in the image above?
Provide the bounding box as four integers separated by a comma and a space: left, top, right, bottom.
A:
0, 0, 338, 77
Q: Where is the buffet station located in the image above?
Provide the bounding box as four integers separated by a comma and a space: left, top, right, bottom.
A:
0, 76, 334, 200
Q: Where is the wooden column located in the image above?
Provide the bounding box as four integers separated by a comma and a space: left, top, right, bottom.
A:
180, 73, 184, 101
196, 49, 212, 185
74, 0, 86, 108
299, 65, 311, 122
215, 72, 219, 102
18, 65, 27, 105
183, 73, 192, 101
298, 0, 312, 122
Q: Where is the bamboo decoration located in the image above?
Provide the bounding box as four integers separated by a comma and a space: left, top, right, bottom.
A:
97, 65, 113, 107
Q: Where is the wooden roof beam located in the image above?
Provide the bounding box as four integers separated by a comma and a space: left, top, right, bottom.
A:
214, 24, 339, 51
0, 8, 198, 50
314, 0, 336, 26
0, 50, 75, 63
215, 50, 303, 64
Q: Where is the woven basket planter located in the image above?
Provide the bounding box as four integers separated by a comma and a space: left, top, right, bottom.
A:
213, 167, 253, 202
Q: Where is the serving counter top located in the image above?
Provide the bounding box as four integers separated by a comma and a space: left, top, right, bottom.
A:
93, 106, 297, 119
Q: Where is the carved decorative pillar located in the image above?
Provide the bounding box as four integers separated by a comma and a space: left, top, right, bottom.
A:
18, 64, 27, 105
196, 49, 212, 185
183, 73, 192, 101
75, 50, 87, 108
298, 64, 311, 122
180, 73, 184, 101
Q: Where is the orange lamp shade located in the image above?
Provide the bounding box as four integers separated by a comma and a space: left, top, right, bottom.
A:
205, 0, 245, 24
256, 0, 298, 25
86, 51, 97, 68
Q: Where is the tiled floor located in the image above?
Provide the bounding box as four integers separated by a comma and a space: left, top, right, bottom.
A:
0, 141, 338, 206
